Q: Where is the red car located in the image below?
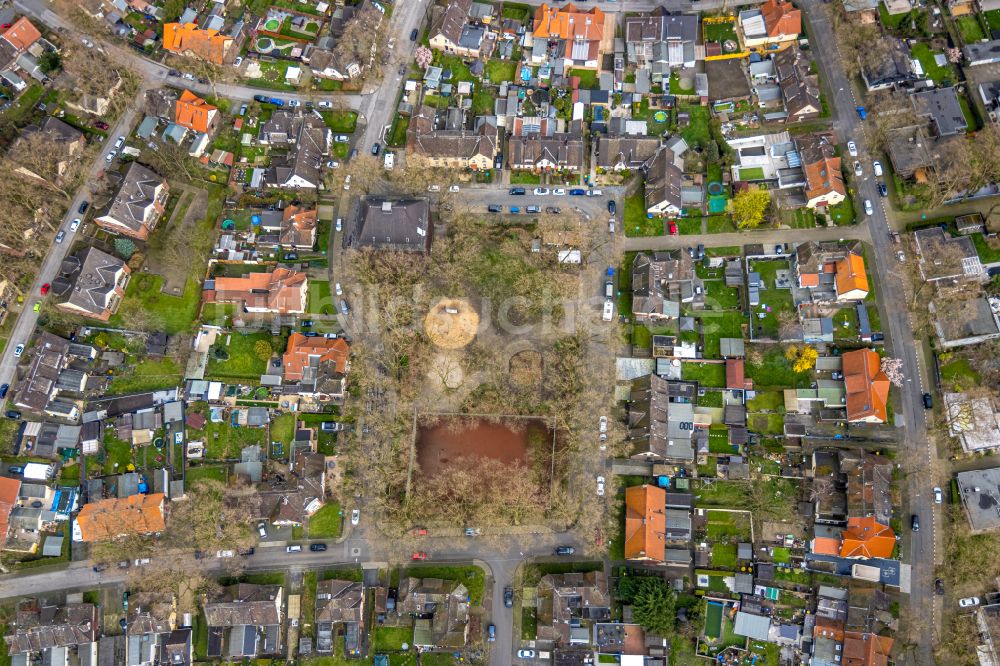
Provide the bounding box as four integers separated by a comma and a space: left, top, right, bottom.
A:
411, 527, 428, 536
411, 552, 427, 560
94, 121, 110, 130
668, 221, 678, 236
40, 283, 50, 295
1, 23, 12, 30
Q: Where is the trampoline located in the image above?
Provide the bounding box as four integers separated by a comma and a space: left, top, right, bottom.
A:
256, 37, 275, 51
705, 601, 724, 639
222, 219, 235, 230
707, 181, 724, 195
653, 110, 668, 123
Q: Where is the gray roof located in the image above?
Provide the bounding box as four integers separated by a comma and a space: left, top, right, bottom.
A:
958, 467, 1000, 531
734, 611, 771, 641
101, 162, 167, 234
348, 198, 432, 253
912, 87, 968, 137
53, 246, 128, 319
42, 534, 64, 557
964, 39, 1000, 64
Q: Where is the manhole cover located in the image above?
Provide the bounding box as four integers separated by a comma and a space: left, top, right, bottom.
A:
351, 547, 361, 557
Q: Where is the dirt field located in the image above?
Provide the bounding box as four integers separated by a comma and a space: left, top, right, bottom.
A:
424, 298, 479, 349
415, 417, 551, 478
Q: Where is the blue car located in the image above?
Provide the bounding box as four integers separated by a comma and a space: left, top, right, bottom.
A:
569, 188, 586, 196
510, 206, 520, 213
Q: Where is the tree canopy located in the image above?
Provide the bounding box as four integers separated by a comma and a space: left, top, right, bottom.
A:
732, 188, 771, 229
616, 576, 678, 636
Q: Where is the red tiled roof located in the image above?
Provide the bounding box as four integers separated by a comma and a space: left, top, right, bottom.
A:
0, 476, 21, 547
2, 17, 41, 52
624, 485, 665, 562
282, 333, 350, 381
842, 349, 889, 422
175, 89, 217, 134
726, 359, 745, 390
839, 516, 895, 559
75, 493, 166, 542
761, 0, 801, 37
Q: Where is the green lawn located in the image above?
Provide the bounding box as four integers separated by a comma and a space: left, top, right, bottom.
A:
308, 280, 333, 314
680, 106, 711, 149
509, 171, 541, 185
708, 429, 735, 454
433, 54, 474, 83
702, 282, 740, 310
746, 347, 811, 388
669, 72, 695, 94
710, 543, 737, 569
373, 627, 413, 652
109, 273, 201, 335
102, 435, 134, 475
940, 356, 981, 390
186, 465, 228, 485
986, 9, 1000, 30
737, 166, 765, 181
747, 390, 784, 411
387, 115, 410, 147
107, 357, 183, 395
402, 565, 485, 605
185, 403, 270, 459
485, 59, 517, 83
206, 331, 285, 380
956, 15, 985, 43
973, 233, 1000, 263
320, 110, 358, 133
681, 362, 726, 387
749, 412, 785, 435
878, 4, 914, 28
570, 68, 599, 89
827, 197, 856, 226
910, 42, 957, 85
270, 413, 296, 442
706, 215, 736, 233
703, 20, 737, 43
753, 288, 795, 338
308, 502, 342, 538
624, 187, 663, 237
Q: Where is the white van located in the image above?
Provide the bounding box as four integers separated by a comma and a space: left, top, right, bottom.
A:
384, 152, 394, 170
286, 545, 302, 553
602, 300, 614, 321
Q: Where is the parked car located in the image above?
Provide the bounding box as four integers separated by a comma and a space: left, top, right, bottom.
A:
343, 174, 351, 191
504, 587, 513, 608
864, 199, 873, 216
182, 72, 194, 81
960, 597, 981, 608
935, 578, 945, 595
335, 282, 343, 296
318, 101, 333, 109
934, 486, 943, 504
668, 221, 678, 236
923, 393, 933, 409
410, 28, 419, 40
340, 299, 350, 315
911, 514, 920, 531
878, 182, 888, 197
258, 522, 267, 538
371, 143, 381, 155
13, 343, 25, 357
286, 545, 302, 553
334, 134, 350, 143
336, 218, 342, 232
5, 410, 21, 420
554, 546, 575, 555
428, 185, 441, 192
55, 230, 65, 243
351, 509, 360, 525
608, 200, 616, 214
552, 188, 566, 195
597, 475, 605, 496
40, 283, 49, 295
547, 207, 562, 214
568, 188, 585, 195
488, 204, 502, 213
310, 543, 327, 552
77, 201, 89, 214
533, 187, 549, 195
70, 218, 80, 232
94, 121, 109, 130
599, 415, 607, 433
873, 160, 883, 177
853, 161, 863, 176
93, 563, 108, 572
509, 187, 526, 195
326, 160, 340, 169
105, 151, 116, 162
33, 302, 40, 313
216, 550, 235, 558
167, 69, 180, 77
115, 136, 125, 150
6, 465, 24, 474
847, 140, 858, 157
518, 650, 536, 659
487, 624, 496, 642
448, 185, 460, 192
896, 250, 905, 262
0, 384, 8, 399
411, 551, 427, 560
526, 205, 541, 214
233, 56, 243, 67
586, 189, 603, 196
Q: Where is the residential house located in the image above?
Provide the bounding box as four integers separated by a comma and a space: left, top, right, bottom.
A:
428, 0, 482, 58
207, 268, 308, 315
957, 467, 1000, 531
623, 484, 667, 562
799, 137, 846, 209
842, 349, 889, 424
627, 374, 704, 462
203, 584, 283, 659
739, 0, 802, 49
282, 333, 351, 398
157, 630, 193, 666
162, 23, 233, 65
945, 392, 1000, 453
507, 131, 586, 173
265, 114, 330, 189
834, 252, 870, 301
94, 162, 170, 241
51, 247, 130, 322
307, 0, 383, 81
623, 8, 698, 80
0, 476, 19, 549
346, 197, 432, 253
3, 600, 98, 659
842, 631, 893, 666
315, 580, 364, 656
263, 448, 326, 527
8, 117, 86, 185
885, 125, 934, 179
839, 516, 896, 559
72, 493, 166, 542
979, 81, 1000, 124
12, 332, 96, 418
407, 105, 499, 170
536, 572, 611, 645
396, 578, 470, 648
842, 0, 879, 21
774, 46, 821, 121
532, 4, 611, 70
174, 89, 220, 136
595, 135, 661, 171
631, 251, 700, 321
912, 87, 968, 137
644, 139, 690, 217
912, 227, 984, 283
860, 38, 916, 90
257, 205, 319, 250
963, 39, 1000, 67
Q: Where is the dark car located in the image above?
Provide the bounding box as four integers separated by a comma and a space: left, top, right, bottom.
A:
409, 28, 419, 41
0, 384, 8, 399
607, 200, 616, 214
878, 182, 888, 197
487, 204, 502, 213
168, 69, 180, 77
545, 206, 561, 214
504, 587, 513, 608
509, 187, 526, 195
78, 201, 89, 214
92, 563, 108, 572
555, 546, 575, 556
194, 551, 206, 560
922, 393, 933, 409
568, 188, 586, 195
94, 121, 109, 130
350, 148, 359, 159
310, 543, 327, 552
254, 94, 270, 103
301, 319, 313, 327
197, 77, 208, 84
371, 143, 381, 156
935, 578, 945, 595
911, 514, 920, 531
7, 465, 23, 475
5, 410, 21, 420
284, 252, 298, 260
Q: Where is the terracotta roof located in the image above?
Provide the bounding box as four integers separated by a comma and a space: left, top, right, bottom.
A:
761, 0, 801, 37
1, 17, 41, 52
533, 3, 606, 41
283, 333, 350, 381
843, 631, 893, 666
835, 253, 869, 297
0, 476, 20, 547
839, 516, 895, 559
726, 359, 745, 390
211, 268, 307, 314
624, 484, 665, 561
163, 23, 232, 65
799, 272, 820, 287
842, 348, 889, 422
811, 536, 840, 556
814, 616, 845, 641
803, 154, 845, 202
75, 493, 166, 542
175, 89, 217, 134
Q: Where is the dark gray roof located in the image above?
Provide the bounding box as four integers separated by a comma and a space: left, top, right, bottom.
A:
348, 198, 432, 253
912, 87, 968, 137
